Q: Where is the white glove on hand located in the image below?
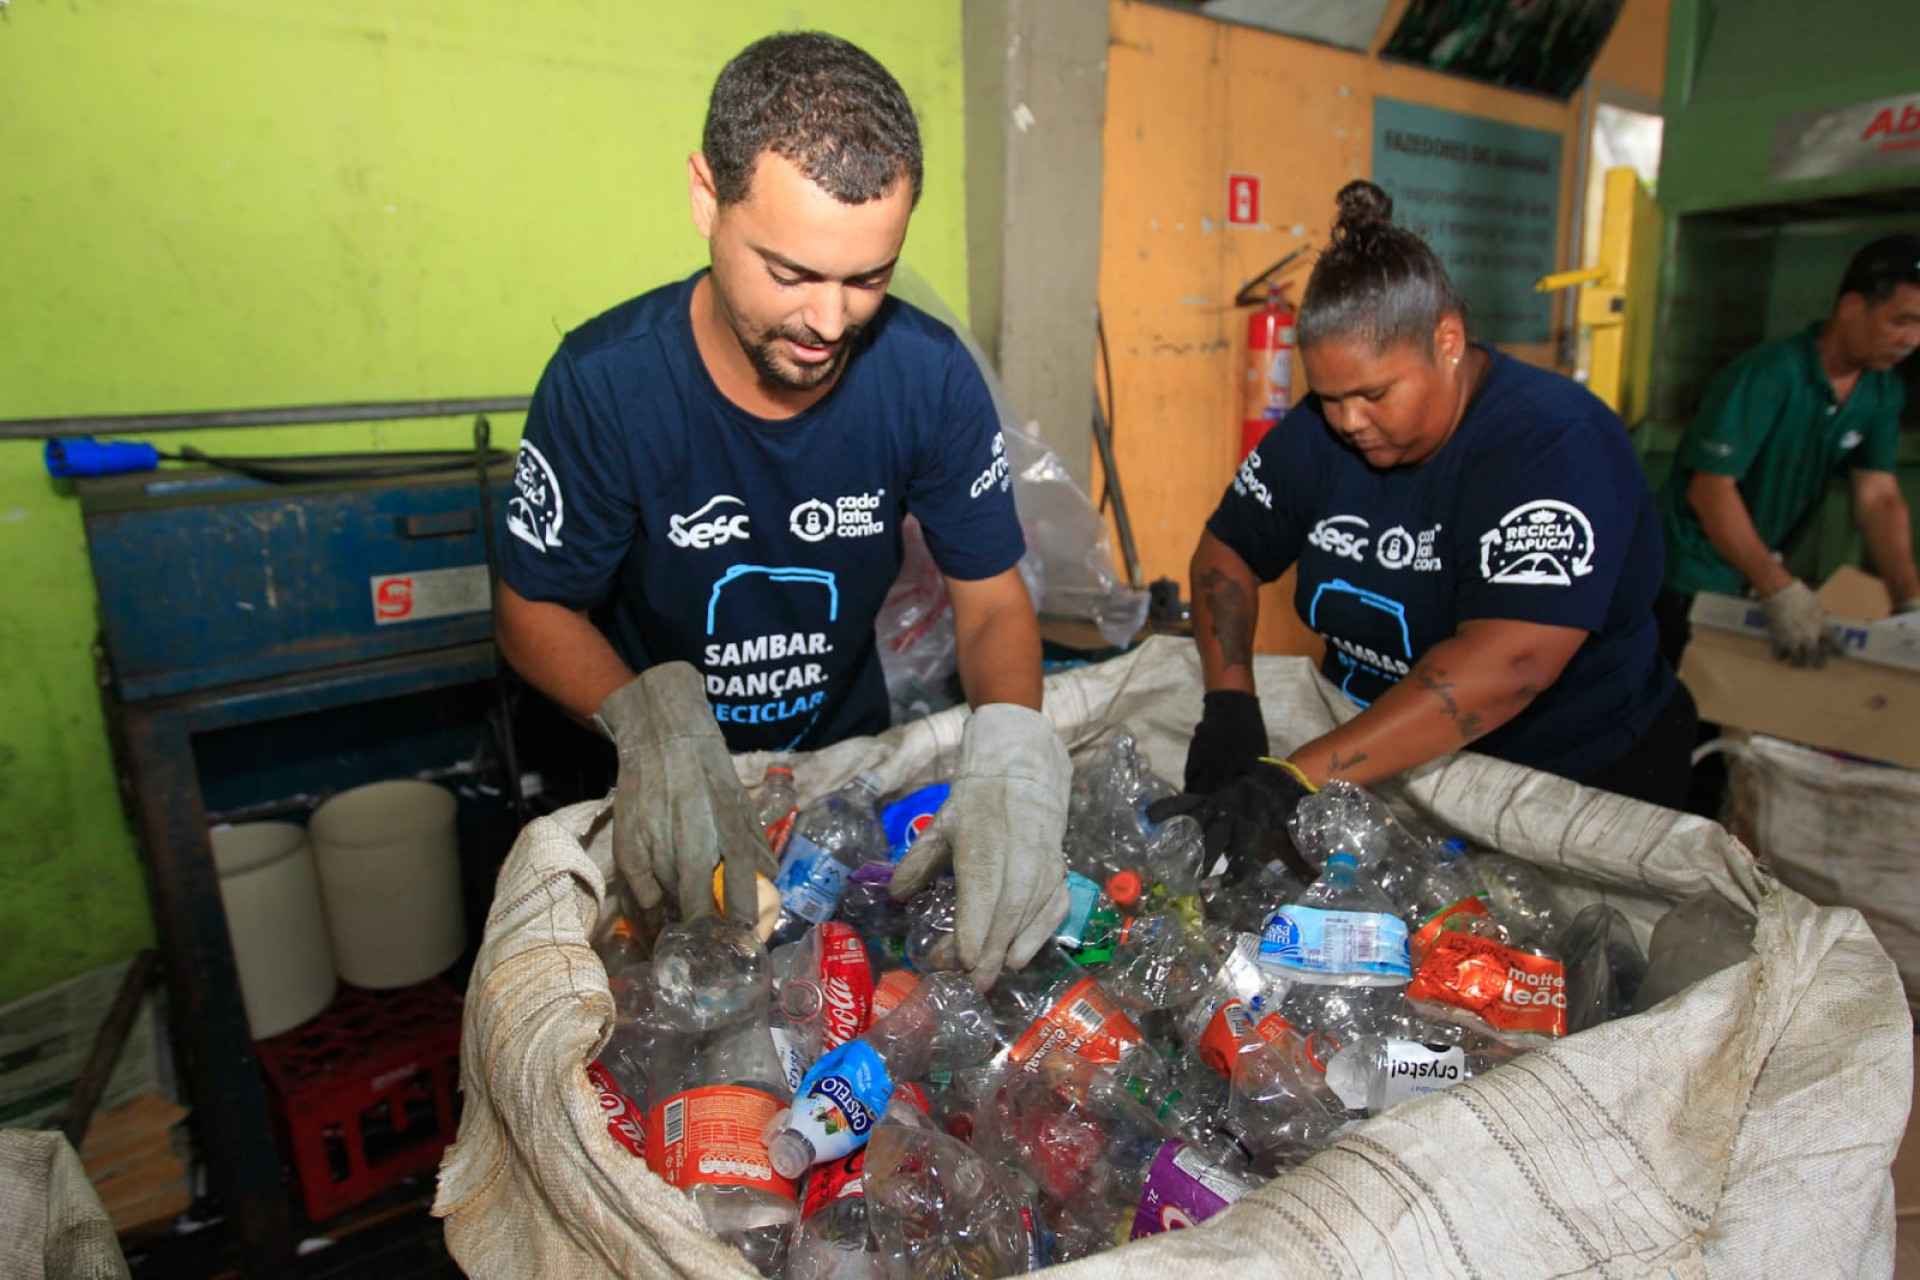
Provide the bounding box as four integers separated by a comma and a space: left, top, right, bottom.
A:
889, 703, 1071, 988
1760, 579, 1835, 668
597, 662, 771, 924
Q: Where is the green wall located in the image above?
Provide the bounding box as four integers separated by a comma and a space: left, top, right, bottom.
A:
0, 0, 970, 1006
1661, 0, 1920, 216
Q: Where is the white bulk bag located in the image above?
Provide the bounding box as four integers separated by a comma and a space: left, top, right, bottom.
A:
1724, 730, 1920, 1020
435, 637, 1908, 1279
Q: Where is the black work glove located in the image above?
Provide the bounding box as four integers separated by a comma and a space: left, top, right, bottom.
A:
1183, 690, 1270, 794
1147, 759, 1317, 884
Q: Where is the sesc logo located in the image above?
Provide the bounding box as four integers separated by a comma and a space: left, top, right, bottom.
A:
1478, 500, 1595, 586
668, 495, 751, 549
1306, 514, 1371, 562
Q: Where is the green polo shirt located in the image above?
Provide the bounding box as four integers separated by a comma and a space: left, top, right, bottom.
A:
1658, 323, 1905, 594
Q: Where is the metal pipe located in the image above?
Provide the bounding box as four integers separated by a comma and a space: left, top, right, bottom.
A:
0, 396, 531, 441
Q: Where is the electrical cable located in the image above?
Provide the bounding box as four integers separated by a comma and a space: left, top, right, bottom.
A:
159, 444, 514, 484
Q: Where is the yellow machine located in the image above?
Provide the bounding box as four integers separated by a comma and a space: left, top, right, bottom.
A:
1535, 166, 1662, 426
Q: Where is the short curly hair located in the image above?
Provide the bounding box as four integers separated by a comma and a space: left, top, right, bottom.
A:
702, 32, 923, 209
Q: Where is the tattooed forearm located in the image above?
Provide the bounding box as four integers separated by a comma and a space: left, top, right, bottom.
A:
1197, 567, 1255, 670
1325, 748, 1369, 776
1415, 666, 1487, 743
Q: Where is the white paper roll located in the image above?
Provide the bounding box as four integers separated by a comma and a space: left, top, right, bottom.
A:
309, 780, 465, 989
210, 822, 338, 1039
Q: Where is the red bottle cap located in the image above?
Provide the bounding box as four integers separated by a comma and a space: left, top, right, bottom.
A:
1106, 870, 1142, 908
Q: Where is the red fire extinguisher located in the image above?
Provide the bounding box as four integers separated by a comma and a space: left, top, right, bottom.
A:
1235, 247, 1308, 460
1241, 285, 1295, 459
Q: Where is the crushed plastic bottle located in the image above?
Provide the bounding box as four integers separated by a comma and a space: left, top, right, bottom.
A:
1403, 839, 1507, 962
1099, 913, 1219, 1013
787, 1086, 936, 1280
1258, 850, 1412, 988
863, 1121, 1038, 1280
1633, 890, 1757, 1012
904, 878, 962, 973
1559, 902, 1647, 1033
1063, 730, 1179, 888
653, 916, 774, 1033
1322, 1030, 1520, 1115
768, 972, 997, 1177
1467, 848, 1566, 950
773, 773, 888, 942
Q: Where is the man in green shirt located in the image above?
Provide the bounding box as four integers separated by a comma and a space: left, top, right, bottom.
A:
1656, 233, 1920, 668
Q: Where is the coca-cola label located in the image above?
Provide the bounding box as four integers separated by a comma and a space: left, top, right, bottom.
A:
645, 1085, 796, 1199
800, 1148, 866, 1220
1407, 931, 1567, 1037
1006, 976, 1144, 1069
814, 922, 875, 1051
586, 1060, 646, 1157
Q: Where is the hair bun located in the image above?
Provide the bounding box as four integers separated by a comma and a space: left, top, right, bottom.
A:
1333, 180, 1393, 234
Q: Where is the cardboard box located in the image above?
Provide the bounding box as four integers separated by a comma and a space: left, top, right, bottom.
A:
1681, 567, 1920, 770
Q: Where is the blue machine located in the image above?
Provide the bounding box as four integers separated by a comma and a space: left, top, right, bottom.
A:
81, 458, 517, 1276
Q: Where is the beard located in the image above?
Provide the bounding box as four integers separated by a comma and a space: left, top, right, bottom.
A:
742, 321, 859, 392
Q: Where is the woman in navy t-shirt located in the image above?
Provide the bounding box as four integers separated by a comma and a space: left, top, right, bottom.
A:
1158, 180, 1694, 851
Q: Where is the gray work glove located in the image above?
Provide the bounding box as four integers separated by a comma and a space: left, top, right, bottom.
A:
1760, 579, 1835, 668
597, 662, 772, 924
889, 703, 1071, 988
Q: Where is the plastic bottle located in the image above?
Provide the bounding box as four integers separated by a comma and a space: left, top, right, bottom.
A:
773, 923, 878, 1062
1099, 913, 1218, 1013
1322, 1031, 1520, 1115
758, 762, 801, 857
1258, 851, 1412, 987
989, 1055, 1256, 1258
1182, 991, 1345, 1172
651, 916, 773, 1033
987, 950, 1157, 1084
863, 1122, 1038, 1280
787, 1087, 936, 1280
767, 973, 996, 1177
772, 773, 887, 941
645, 1017, 798, 1276
903, 878, 961, 972
593, 913, 651, 976
1063, 730, 1178, 886
1633, 890, 1756, 1012
1558, 902, 1647, 1032
1404, 838, 1507, 962
1467, 848, 1566, 950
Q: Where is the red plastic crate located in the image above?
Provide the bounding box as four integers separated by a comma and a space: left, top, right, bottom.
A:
257, 979, 463, 1222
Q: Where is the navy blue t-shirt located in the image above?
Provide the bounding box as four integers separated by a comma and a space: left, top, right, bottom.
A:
1208, 349, 1674, 782
500, 271, 1025, 753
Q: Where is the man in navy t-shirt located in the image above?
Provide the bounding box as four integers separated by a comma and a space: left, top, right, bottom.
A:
496, 33, 1071, 986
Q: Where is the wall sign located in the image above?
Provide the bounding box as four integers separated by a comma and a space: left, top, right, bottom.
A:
1772, 92, 1920, 183
1371, 98, 1563, 346
1227, 173, 1262, 226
